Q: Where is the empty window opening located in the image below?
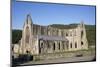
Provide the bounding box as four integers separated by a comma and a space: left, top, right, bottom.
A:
70, 43, 72, 48
81, 41, 84, 45
26, 50, 30, 54
81, 30, 83, 38
26, 26, 30, 43
53, 43, 55, 50
41, 42, 43, 48
66, 33, 68, 36
75, 42, 77, 48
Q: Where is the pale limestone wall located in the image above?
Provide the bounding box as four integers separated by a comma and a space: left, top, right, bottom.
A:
13, 44, 19, 53
38, 39, 68, 54
18, 15, 39, 55
64, 23, 88, 51
33, 36, 39, 55
79, 23, 88, 49
14, 15, 88, 55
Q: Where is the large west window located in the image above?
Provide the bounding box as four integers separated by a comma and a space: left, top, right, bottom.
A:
26, 26, 30, 43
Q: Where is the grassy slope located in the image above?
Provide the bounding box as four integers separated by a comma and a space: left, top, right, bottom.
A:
85, 25, 96, 46
12, 24, 96, 46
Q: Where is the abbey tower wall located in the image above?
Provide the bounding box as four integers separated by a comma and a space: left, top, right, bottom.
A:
14, 15, 88, 55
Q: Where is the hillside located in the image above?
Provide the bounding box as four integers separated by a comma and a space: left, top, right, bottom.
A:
85, 25, 96, 46
12, 24, 96, 46
12, 29, 22, 44
50, 24, 96, 46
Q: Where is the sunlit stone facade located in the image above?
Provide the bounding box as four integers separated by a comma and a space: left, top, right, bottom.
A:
13, 14, 88, 55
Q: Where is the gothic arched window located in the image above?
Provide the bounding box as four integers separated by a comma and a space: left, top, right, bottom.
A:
75, 42, 77, 48
81, 30, 83, 38
66, 33, 68, 36
70, 43, 72, 48
81, 41, 84, 45
53, 42, 55, 50
26, 26, 30, 43
41, 42, 43, 48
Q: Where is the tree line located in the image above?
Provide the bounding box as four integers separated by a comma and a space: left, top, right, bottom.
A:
12, 24, 96, 46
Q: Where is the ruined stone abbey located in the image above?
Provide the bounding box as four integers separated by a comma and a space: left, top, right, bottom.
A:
13, 14, 88, 55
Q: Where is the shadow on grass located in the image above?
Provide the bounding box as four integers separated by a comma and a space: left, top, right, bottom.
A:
12, 54, 33, 67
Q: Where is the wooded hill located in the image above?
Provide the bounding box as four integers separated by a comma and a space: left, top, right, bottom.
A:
12, 24, 96, 46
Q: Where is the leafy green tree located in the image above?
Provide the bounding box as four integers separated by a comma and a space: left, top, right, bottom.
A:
12, 29, 22, 44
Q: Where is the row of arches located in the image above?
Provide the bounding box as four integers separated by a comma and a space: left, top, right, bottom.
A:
69, 41, 84, 49
69, 42, 77, 48
39, 40, 69, 54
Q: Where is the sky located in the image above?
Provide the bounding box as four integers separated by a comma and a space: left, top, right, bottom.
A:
12, 0, 96, 29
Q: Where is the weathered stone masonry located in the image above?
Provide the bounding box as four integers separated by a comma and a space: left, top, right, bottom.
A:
13, 14, 88, 55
